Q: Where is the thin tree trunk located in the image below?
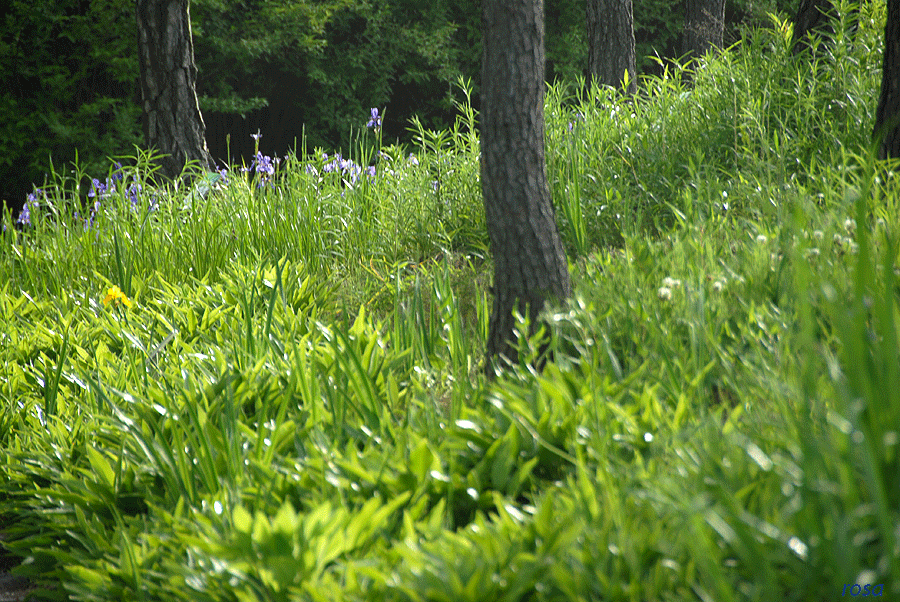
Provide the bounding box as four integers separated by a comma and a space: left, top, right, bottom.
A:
875, 0, 900, 159
586, 0, 637, 95
136, 0, 213, 180
481, 0, 572, 374
681, 0, 725, 58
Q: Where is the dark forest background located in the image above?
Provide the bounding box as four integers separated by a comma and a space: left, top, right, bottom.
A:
0, 0, 800, 216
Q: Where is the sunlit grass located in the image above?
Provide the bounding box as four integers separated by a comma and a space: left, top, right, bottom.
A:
1, 6, 898, 600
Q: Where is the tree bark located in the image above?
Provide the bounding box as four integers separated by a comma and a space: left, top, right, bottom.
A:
481, 0, 572, 374
586, 0, 637, 95
136, 0, 213, 180
681, 0, 725, 58
792, 0, 836, 53
875, 0, 900, 160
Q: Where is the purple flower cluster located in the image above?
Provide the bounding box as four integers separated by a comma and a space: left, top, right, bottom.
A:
372, 152, 422, 182
2, 189, 39, 233
248, 152, 278, 187
5, 162, 161, 235
242, 133, 280, 188
318, 152, 375, 185
80, 162, 151, 229
17, 190, 39, 226
89, 162, 144, 207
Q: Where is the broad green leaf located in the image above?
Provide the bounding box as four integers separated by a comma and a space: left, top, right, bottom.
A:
85, 445, 116, 490
233, 505, 252, 534
409, 437, 434, 484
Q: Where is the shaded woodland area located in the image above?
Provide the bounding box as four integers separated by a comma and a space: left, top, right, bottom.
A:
0, 0, 799, 217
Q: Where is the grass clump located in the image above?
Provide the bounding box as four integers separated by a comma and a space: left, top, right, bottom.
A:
1, 6, 898, 600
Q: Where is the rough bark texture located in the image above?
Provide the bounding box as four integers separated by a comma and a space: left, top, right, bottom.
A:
875, 0, 900, 160
681, 0, 725, 58
792, 0, 836, 52
481, 0, 572, 373
136, 0, 213, 179
586, 0, 637, 95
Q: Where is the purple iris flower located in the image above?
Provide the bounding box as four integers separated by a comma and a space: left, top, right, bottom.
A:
16, 199, 32, 226
366, 108, 382, 129
255, 152, 275, 176
89, 199, 101, 228
127, 182, 142, 207
323, 153, 342, 173
111, 162, 125, 183
88, 178, 113, 199
243, 152, 277, 188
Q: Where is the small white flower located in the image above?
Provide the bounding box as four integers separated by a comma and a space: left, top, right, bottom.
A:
658, 287, 672, 301
805, 247, 820, 259
662, 277, 681, 288
756, 234, 767, 244
713, 280, 725, 292
812, 230, 824, 240
844, 218, 856, 233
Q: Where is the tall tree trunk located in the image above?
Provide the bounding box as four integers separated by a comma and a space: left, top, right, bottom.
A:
136, 0, 213, 180
481, 0, 572, 374
586, 0, 637, 95
792, 0, 837, 52
681, 0, 725, 58
875, 0, 900, 160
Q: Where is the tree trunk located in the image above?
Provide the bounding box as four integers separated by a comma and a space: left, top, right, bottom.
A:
681, 0, 725, 58
792, 0, 836, 52
875, 0, 900, 160
586, 0, 637, 95
481, 0, 572, 374
136, 0, 213, 180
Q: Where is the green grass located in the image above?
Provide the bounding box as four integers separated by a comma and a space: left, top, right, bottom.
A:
1, 7, 898, 601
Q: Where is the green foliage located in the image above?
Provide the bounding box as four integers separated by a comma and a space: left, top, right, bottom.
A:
0, 0, 142, 206
1, 10, 899, 602
545, 5, 883, 252
0, 0, 812, 210
192, 0, 466, 150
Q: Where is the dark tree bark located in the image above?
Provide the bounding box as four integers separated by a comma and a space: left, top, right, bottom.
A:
792, 0, 837, 52
792, 0, 859, 55
586, 0, 637, 95
875, 0, 900, 159
481, 0, 572, 373
681, 0, 725, 58
136, 0, 213, 180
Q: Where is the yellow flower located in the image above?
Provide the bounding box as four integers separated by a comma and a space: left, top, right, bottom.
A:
103, 285, 133, 308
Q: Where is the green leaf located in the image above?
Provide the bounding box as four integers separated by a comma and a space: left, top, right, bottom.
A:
67, 565, 112, 588
85, 445, 116, 491
409, 437, 434, 484
233, 505, 253, 534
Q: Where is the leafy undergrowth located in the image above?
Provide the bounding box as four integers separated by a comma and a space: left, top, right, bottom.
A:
1, 7, 898, 601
